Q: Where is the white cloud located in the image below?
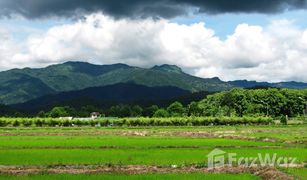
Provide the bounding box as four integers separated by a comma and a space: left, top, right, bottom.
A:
1, 14, 307, 82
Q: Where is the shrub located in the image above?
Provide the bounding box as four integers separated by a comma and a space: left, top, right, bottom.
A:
34, 119, 44, 127
153, 109, 169, 117
47, 119, 59, 127
12, 120, 20, 127
22, 120, 32, 127
0, 120, 9, 127
61, 120, 72, 127
0, 116, 274, 127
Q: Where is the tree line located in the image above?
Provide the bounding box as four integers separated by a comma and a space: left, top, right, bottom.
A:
38, 102, 186, 118
198, 88, 307, 117
35, 88, 307, 118
1, 88, 306, 118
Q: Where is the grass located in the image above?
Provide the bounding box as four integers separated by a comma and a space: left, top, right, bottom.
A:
283, 168, 307, 179
0, 136, 283, 148
0, 148, 305, 166
0, 124, 306, 179
0, 173, 260, 180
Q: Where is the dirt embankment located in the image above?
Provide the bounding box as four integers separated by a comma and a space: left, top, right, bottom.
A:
0, 165, 295, 180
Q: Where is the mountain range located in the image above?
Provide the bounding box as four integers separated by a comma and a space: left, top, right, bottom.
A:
12, 83, 193, 112
1, 61, 307, 109
0, 61, 231, 105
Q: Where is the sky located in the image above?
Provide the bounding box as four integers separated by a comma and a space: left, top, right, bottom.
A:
1, 0, 307, 82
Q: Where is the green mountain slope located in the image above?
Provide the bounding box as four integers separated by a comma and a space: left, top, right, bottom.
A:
12, 83, 192, 112
0, 73, 55, 104
0, 61, 232, 105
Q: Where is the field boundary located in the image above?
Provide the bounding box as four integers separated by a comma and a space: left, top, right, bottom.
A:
0, 165, 295, 180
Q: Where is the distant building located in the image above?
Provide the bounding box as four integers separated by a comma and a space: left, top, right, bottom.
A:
90, 112, 101, 119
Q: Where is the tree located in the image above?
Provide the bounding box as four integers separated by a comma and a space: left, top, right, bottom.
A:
167, 101, 186, 117
143, 105, 159, 117
48, 106, 75, 118
221, 88, 248, 117
198, 94, 221, 116
108, 105, 121, 117
187, 101, 202, 116
131, 105, 143, 117
108, 105, 132, 117
120, 105, 132, 117
37, 111, 46, 118
197, 88, 307, 117
79, 105, 102, 117
153, 109, 170, 117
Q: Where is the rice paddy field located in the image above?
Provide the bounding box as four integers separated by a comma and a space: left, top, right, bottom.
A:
0, 124, 306, 179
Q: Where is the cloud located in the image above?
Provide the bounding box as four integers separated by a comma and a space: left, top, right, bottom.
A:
1, 0, 307, 19
1, 14, 307, 83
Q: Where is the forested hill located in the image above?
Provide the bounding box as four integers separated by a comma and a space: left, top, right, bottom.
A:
1, 61, 307, 105
11, 83, 193, 112
0, 61, 231, 105
228, 80, 307, 89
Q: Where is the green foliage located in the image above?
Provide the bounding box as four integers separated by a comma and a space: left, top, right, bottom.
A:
0, 119, 9, 127
280, 115, 288, 125
167, 101, 185, 117
0, 62, 231, 105
0, 173, 260, 180
21, 120, 32, 127
78, 105, 102, 117
47, 106, 76, 118
143, 105, 159, 117
130, 105, 143, 117
153, 109, 170, 117
12, 120, 20, 127
187, 101, 202, 116
198, 88, 307, 117
37, 111, 46, 118
0, 116, 273, 127
34, 119, 44, 127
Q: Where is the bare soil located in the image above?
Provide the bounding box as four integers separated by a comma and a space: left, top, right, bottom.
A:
0, 165, 295, 180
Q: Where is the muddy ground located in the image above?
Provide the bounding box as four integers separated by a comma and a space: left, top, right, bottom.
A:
0, 165, 295, 180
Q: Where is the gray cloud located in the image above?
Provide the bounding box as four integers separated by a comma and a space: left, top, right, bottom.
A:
0, 0, 307, 19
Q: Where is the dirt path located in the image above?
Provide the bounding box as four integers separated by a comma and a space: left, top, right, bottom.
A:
0, 130, 270, 140
0, 165, 294, 180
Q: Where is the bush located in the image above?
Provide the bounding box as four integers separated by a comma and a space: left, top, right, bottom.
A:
47, 119, 59, 127
0, 116, 273, 127
34, 119, 45, 127
153, 109, 169, 117
12, 120, 20, 127
0, 120, 9, 127
22, 120, 32, 127
61, 120, 72, 127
